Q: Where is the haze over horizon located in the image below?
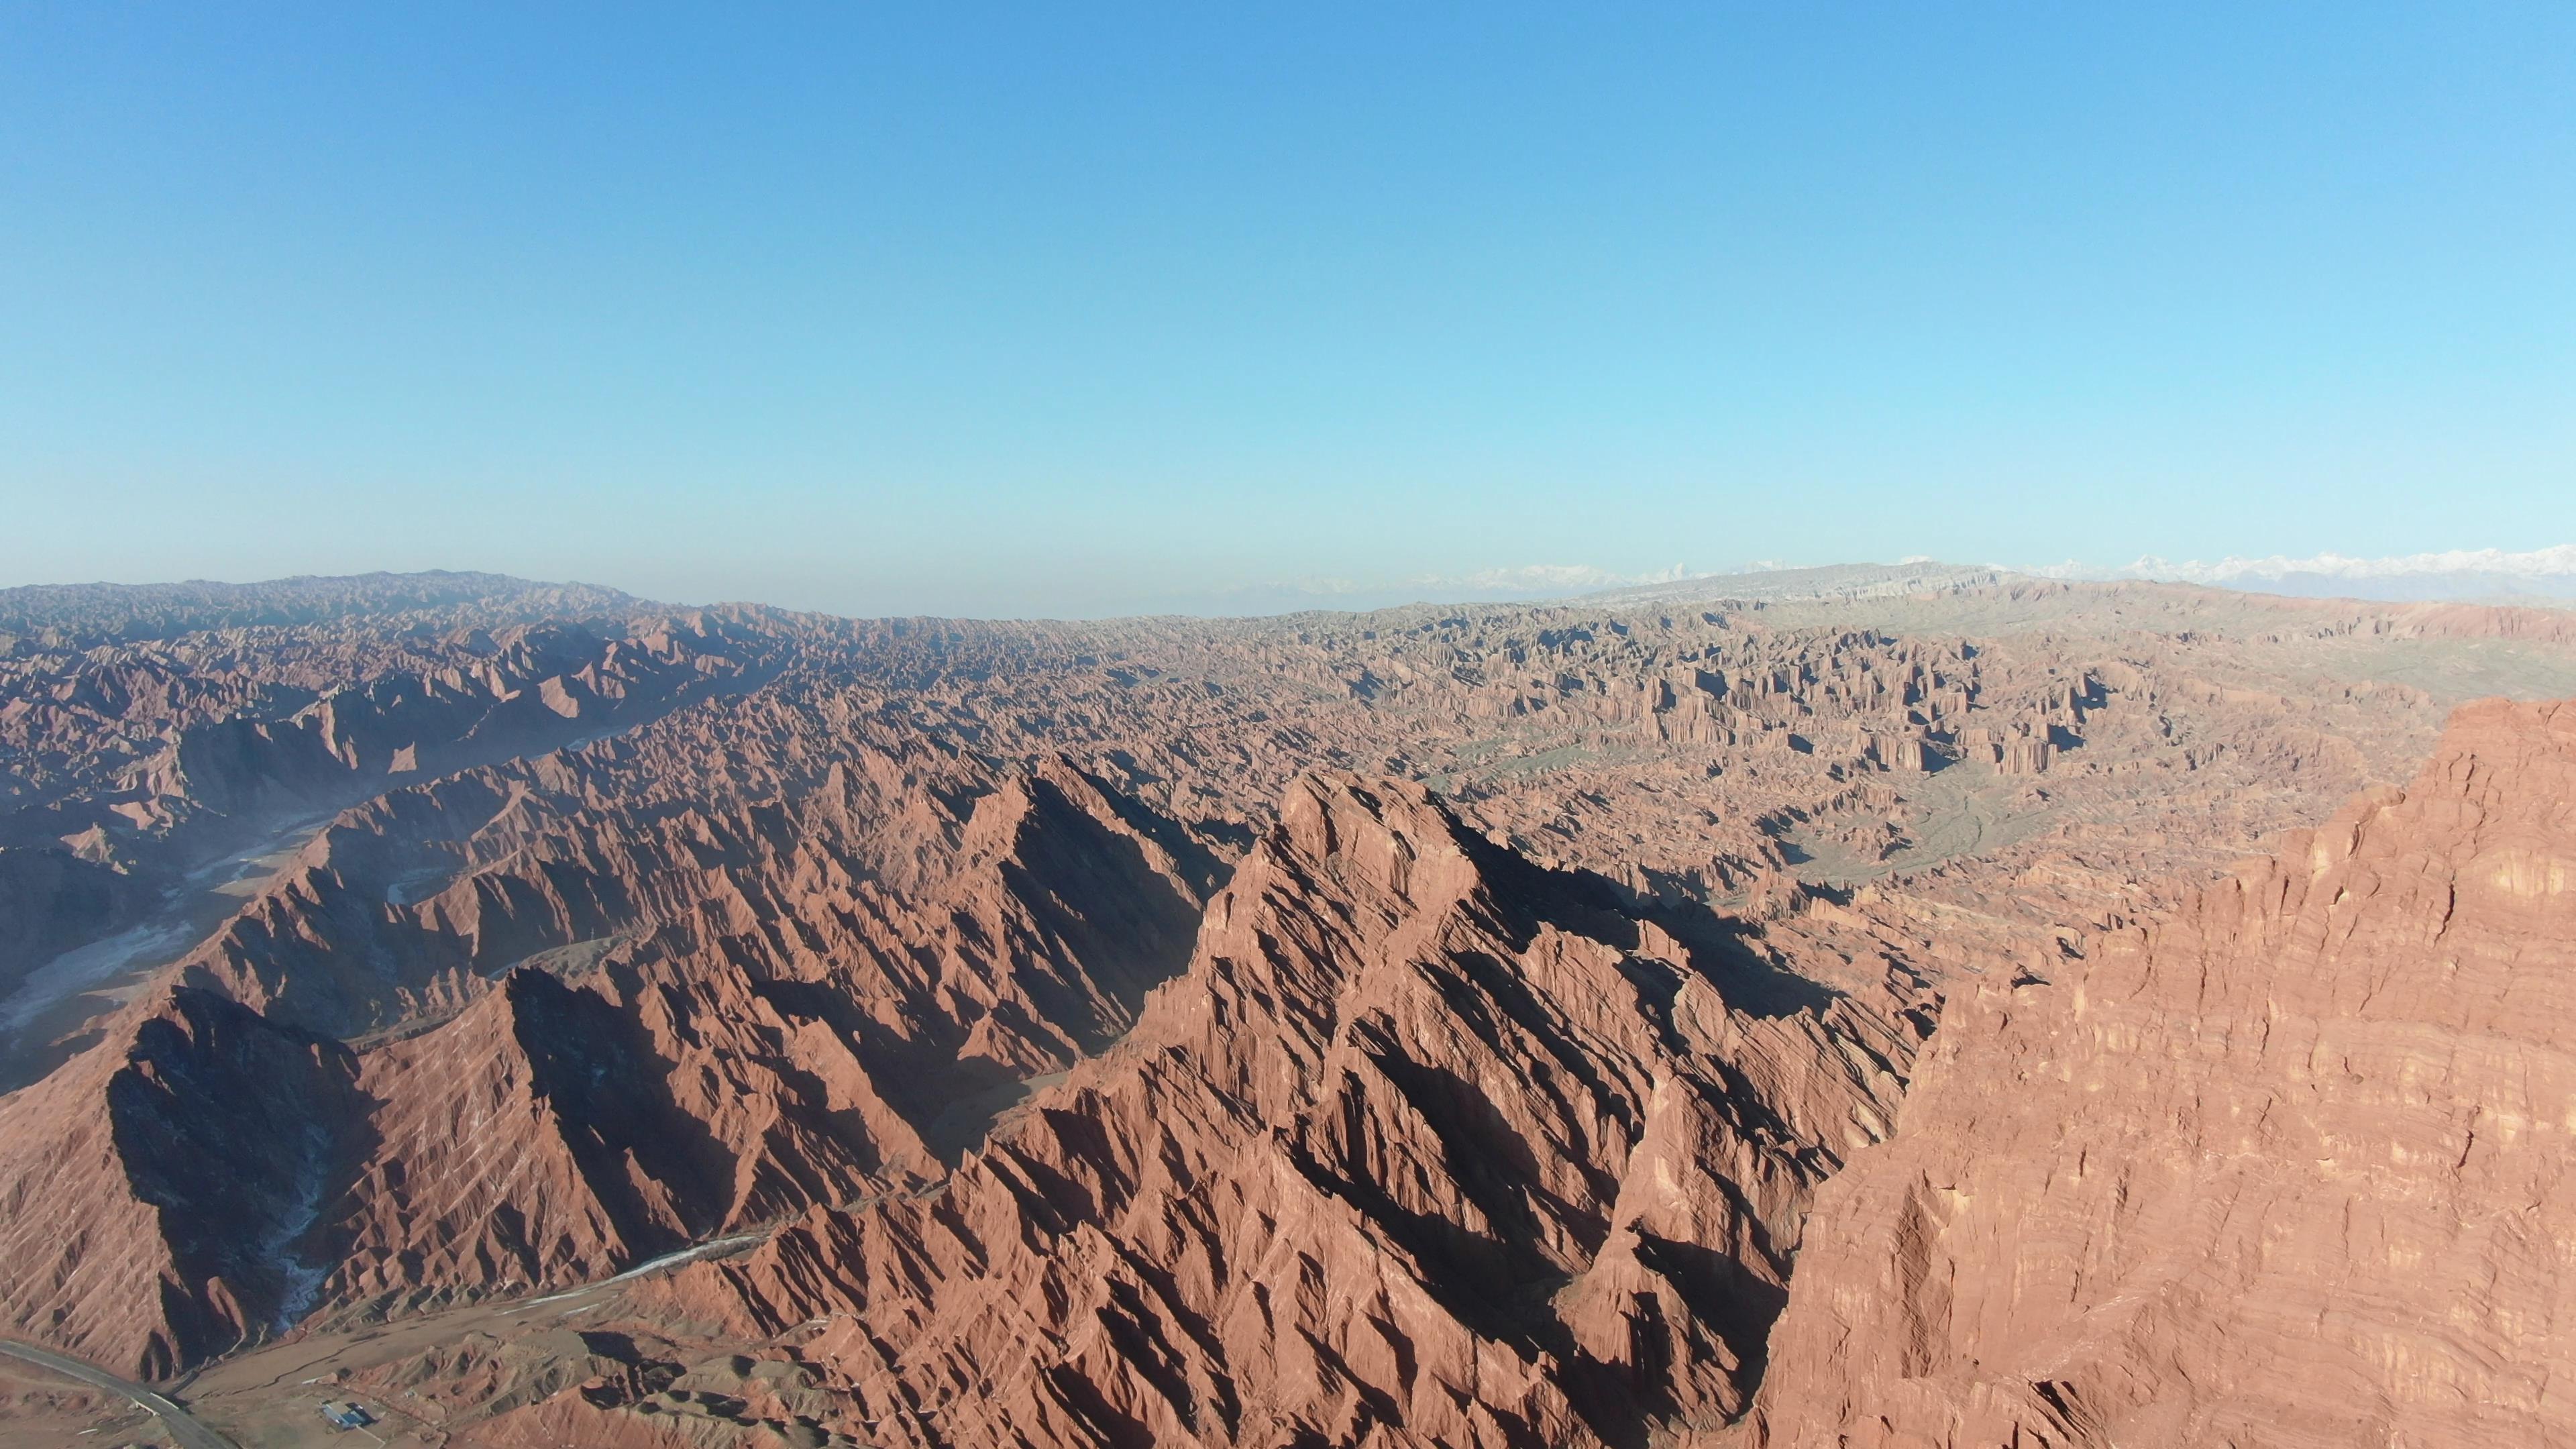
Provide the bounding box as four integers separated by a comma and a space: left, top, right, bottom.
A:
15, 545, 2576, 624
5, 3, 2571, 616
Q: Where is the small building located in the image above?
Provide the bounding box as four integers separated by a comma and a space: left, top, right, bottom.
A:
319, 1400, 375, 1430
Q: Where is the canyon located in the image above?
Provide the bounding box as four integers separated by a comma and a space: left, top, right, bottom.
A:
1, 567, 2571, 1447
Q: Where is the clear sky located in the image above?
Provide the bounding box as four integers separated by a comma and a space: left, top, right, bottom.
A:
3, 4, 2570, 616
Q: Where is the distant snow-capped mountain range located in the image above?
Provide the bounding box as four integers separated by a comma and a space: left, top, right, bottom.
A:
2031, 545, 2576, 601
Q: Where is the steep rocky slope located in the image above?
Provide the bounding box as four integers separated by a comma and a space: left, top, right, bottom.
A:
305, 736, 1217, 1323
0, 983, 360, 1378
0, 718, 1217, 1373
1746, 697, 2576, 1447
10, 568, 2537, 1078
7, 570, 2576, 1442
1, 612, 789, 846
0, 606, 797, 1082
653, 773, 1931, 1448
176, 691, 1216, 1050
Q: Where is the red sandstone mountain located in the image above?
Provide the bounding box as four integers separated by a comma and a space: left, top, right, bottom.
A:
658, 773, 1929, 1447
0, 715, 1216, 1373
1746, 697, 2576, 1447
0, 603, 792, 1085
0, 983, 360, 1377
3, 572, 2575, 1448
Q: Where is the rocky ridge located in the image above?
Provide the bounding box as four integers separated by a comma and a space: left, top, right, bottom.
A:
3, 572, 2575, 1446
659, 773, 1929, 1448
0, 729, 1216, 1374
1746, 698, 2576, 1447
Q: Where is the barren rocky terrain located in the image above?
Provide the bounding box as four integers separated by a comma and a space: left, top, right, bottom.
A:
1, 567, 2571, 1446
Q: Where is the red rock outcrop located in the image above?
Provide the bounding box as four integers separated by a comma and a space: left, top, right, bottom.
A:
0, 714, 1221, 1368
672, 773, 1930, 1448
1746, 698, 2576, 1447
179, 700, 1217, 1062
0, 602, 793, 1073
317, 961, 900, 1317
9, 568, 2576, 1433
0, 984, 360, 1378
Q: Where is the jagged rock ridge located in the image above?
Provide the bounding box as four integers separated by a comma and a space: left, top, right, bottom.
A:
0, 722, 1218, 1375
674, 773, 1930, 1448
2, 573, 2575, 1448
1747, 698, 2576, 1447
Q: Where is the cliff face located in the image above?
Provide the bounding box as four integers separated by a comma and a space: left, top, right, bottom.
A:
0, 606, 792, 1068
9, 573, 2576, 1442
0, 985, 361, 1379
0, 729, 1219, 1374
178, 703, 1216, 1061
1748, 698, 2576, 1448
673, 773, 1931, 1448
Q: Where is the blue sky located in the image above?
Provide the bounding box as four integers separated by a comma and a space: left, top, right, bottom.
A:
3, 4, 2569, 616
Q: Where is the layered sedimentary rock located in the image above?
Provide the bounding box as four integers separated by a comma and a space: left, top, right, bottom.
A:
7, 568, 2526, 1079
1, 608, 777, 848
0, 718, 1218, 1371
177, 690, 1223, 1104
0, 985, 360, 1378
7, 569, 2576, 1438
1748, 698, 2576, 1447
0, 600, 794, 1069
676, 773, 1930, 1448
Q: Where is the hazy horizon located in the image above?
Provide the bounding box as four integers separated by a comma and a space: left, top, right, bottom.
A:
11, 545, 2576, 623
5, 5, 2571, 616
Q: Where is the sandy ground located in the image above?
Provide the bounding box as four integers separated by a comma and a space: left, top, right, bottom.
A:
0, 1235, 765, 1447
0, 1359, 174, 1447
170, 1237, 764, 1447
180, 1284, 628, 1447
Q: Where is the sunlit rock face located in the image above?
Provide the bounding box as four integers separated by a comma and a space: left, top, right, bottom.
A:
5, 572, 2576, 1448
1745, 698, 2576, 1449
674, 772, 1929, 1449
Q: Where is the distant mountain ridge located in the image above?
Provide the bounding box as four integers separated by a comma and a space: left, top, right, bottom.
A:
2038, 544, 2576, 603
0, 571, 645, 647
1584, 559, 2025, 606
3, 563, 2575, 1446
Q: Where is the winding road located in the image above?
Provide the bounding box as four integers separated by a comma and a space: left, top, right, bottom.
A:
523, 1229, 769, 1304
0, 1232, 769, 1445
0, 1339, 233, 1448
